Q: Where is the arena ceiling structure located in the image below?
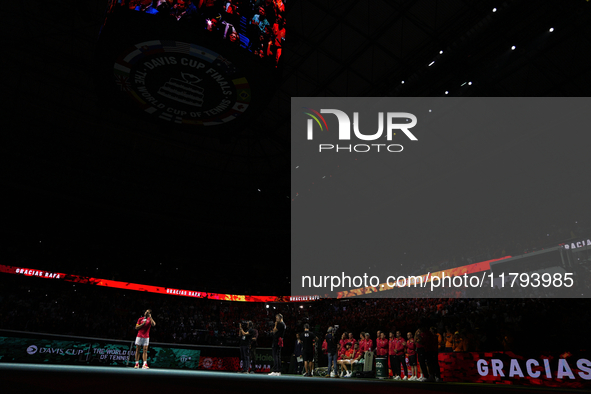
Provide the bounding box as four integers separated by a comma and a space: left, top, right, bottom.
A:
2, 0, 591, 294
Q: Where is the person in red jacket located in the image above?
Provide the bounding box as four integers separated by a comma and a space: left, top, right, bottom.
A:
391, 331, 408, 380
388, 331, 396, 377
376, 332, 389, 357
375, 331, 381, 351
339, 332, 347, 349
337, 343, 346, 363
358, 332, 366, 352
134, 309, 156, 369
364, 333, 373, 353
353, 342, 363, 362
406, 331, 418, 381
337, 342, 355, 377
346, 332, 357, 346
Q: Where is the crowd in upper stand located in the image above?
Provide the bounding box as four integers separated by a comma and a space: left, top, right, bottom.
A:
114, 0, 286, 64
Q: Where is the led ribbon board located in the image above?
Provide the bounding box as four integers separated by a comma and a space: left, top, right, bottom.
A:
0, 265, 317, 303
337, 256, 513, 299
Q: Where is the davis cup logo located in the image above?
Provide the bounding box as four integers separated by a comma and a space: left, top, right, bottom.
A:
27, 345, 38, 355
203, 357, 213, 369
303, 108, 418, 152
114, 40, 251, 126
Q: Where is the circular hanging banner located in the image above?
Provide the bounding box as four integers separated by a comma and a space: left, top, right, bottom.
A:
113, 40, 251, 126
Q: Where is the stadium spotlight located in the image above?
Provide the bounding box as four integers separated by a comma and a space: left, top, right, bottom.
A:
439, 50, 443, 54
445, 91, 449, 94
549, 27, 554, 32
266, 304, 269, 309
401, 80, 405, 84
492, 7, 497, 12
511, 45, 516, 50
468, 81, 473, 85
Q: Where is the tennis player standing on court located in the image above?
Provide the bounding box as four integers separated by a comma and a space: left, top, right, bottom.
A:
134, 309, 156, 369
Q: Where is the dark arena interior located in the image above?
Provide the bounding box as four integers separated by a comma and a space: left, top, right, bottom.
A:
1, 0, 591, 393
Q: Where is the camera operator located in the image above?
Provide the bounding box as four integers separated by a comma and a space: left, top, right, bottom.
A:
326, 326, 338, 378
314, 326, 324, 374
249, 321, 258, 374
238, 321, 253, 373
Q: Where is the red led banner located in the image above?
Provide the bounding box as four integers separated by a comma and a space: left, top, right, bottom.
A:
337, 256, 512, 299
0, 265, 318, 303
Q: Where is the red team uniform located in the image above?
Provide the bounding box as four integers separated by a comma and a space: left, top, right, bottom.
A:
393, 337, 406, 357
407, 339, 417, 365
136, 316, 151, 339
388, 337, 397, 356
376, 338, 389, 357
337, 344, 346, 361
344, 348, 355, 360
358, 339, 367, 352
354, 347, 362, 361
391, 337, 407, 379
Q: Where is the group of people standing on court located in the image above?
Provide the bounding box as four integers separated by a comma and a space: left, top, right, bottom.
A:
132, 309, 440, 381
133, 310, 286, 374
238, 313, 286, 375
293, 324, 442, 381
